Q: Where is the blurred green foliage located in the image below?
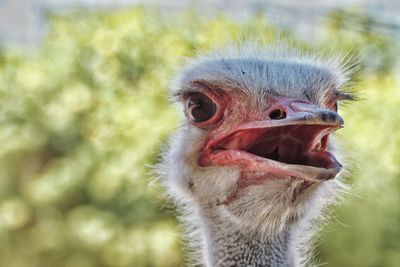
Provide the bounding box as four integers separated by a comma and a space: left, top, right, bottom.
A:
0, 7, 399, 267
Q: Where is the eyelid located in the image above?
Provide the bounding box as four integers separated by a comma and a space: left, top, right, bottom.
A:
183, 81, 224, 103
182, 89, 203, 102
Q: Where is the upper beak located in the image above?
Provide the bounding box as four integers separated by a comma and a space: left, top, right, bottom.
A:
235, 99, 343, 132
276, 99, 343, 125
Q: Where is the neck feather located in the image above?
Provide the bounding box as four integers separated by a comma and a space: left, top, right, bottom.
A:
197, 211, 297, 267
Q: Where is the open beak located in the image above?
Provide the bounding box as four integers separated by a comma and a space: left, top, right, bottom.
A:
199, 98, 344, 183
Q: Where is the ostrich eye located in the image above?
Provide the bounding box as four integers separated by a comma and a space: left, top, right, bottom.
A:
186, 92, 217, 123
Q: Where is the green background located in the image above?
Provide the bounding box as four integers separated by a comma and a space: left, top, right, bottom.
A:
0, 8, 399, 267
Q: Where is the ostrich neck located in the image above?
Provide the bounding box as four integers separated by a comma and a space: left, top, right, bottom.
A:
201, 213, 295, 267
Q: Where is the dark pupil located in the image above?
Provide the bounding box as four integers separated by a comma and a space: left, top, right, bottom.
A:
187, 93, 217, 122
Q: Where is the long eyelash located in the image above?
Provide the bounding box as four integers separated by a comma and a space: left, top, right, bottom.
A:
336, 91, 357, 101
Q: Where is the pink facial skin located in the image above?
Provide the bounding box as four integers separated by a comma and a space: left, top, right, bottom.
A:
184, 84, 343, 202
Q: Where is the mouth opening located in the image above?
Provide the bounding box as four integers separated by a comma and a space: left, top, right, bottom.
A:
212, 124, 342, 172
244, 125, 338, 169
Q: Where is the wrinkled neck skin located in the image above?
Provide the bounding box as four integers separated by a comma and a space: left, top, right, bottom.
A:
197, 209, 298, 267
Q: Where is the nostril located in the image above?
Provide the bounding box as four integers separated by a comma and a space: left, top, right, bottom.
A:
269, 109, 287, 120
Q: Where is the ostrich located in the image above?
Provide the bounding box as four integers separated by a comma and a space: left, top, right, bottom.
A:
158, 43, 354, 267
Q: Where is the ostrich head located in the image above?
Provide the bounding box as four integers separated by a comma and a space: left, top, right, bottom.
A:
160, 44, 353, 245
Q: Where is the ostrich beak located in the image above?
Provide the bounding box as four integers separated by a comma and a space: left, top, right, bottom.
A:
199, 98, 344, 183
